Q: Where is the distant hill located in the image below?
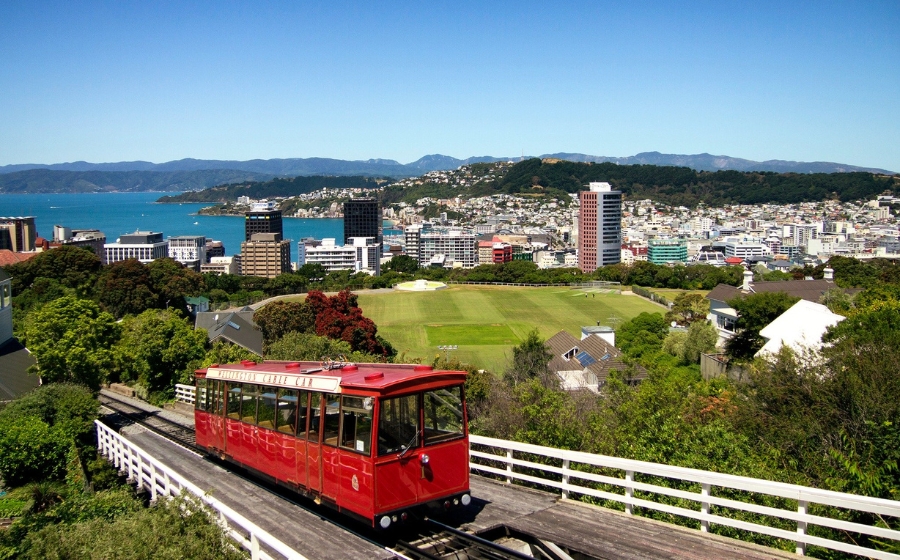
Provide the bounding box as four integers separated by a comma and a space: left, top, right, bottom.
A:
5, 152, 892, 178
0, 169, 275, 194
540, 152, 895, 174
157, 175, 388, 203
486, 159, 900, 206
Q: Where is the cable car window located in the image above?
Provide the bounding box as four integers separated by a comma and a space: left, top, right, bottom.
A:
275, 389, 298, 435
308, 393, 322, 442
195, 379, 208, 411
241, 384, 259, 424
378, 394, 420, 456
213, 381, 225, 416
340, 396, 374, 455
424, 386, 465, 445
258, 390, 277, 430
323, 394, 341, 446
226, 384, 242, 419
293, 391, 309, 440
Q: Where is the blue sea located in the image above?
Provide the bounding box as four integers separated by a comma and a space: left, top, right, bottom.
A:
0, 192, 351, 261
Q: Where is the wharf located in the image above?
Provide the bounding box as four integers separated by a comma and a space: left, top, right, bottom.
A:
101, 392, 792, 560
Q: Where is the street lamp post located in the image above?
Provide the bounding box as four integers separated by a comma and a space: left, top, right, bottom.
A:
437, 345, 458, 362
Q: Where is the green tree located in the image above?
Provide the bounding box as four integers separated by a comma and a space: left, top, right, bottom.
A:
265, 331, 376, 362
725, 292, 799, 360
616, 312, 669, 358
201, 340, 261, 366
254, 300, 315, 346
384, 254, 419, 274
296, 262, 327, 282
116, 309, 208, 392
681, 320, 719, 364
95, 259, 157, 318
146, 257, 206, 312
665, 293, 709, 326
503, 329, 553, 386
25, 296, 121, 390
3, 245, 101, 296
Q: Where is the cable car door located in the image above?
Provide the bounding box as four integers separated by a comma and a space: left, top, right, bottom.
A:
306, 393, 323, 494
320, 394, 341, 501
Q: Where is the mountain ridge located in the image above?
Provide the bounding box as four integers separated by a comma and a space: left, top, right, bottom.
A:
3, 152, 893, 176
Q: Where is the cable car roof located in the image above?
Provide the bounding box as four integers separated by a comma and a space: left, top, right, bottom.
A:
198, 360, 467, 393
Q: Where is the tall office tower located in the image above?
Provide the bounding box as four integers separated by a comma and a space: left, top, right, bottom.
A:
0, 216, 37, 252
343, 198, 381, 246
168, 235, 207, 271
245, 201, 283, 242
578, 182, 622, 272
240, 233, 292, 278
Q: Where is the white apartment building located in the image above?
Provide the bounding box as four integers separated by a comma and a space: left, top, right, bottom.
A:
104, 231, 168, 265
299, 237, 381, 275
168, 235, 206, 271
405, 223, 477, 268
200, 256, 240, 276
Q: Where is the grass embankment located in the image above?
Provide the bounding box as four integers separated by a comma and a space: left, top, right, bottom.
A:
354, 285, 662, 372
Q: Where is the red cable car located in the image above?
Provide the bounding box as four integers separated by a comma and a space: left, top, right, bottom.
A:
194, 360, 472, 528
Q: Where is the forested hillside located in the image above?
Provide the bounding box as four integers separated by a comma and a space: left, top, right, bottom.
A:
487, 159, 898, 206
0, 169, 275, 193
157, 175, 389, 203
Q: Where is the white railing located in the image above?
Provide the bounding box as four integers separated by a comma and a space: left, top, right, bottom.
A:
470, 435, 900, 559
95, 420, 307, 560
171, 386, 900, 558
175, 383, 196, 405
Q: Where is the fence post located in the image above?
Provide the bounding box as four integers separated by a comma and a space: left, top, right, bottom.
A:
150, 462, 158, 501
561, 458, 570, 500
796, 500, 808, 556
250, 533, 260, 560
625, 470, 634, 515
506, 449, 513, 484
701, 483, 710, 532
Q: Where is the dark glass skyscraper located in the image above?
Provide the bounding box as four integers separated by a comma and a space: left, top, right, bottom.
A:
343, 198, 381, 246
244, 202, 283, 242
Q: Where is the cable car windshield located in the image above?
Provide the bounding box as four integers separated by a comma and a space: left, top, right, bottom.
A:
378, 385, 465, 456
423, 386, 464, 444
378, 394, 419, 456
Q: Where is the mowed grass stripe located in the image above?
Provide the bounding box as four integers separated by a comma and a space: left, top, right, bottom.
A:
355, 286, 662, 373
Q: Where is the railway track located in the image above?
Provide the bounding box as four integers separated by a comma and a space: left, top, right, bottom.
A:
98, 392, 576, 560
98, 391, 199, 451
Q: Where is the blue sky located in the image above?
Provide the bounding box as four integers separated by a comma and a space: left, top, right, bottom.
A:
1, 1, 898, 170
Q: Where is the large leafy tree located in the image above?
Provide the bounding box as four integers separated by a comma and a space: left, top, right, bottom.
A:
146, 257, 206, 311
116, 309, 208, 391
95, 259, 157, 318
616, 312, 669, 358
25, 296, 121, 390
665, 293, 709, 326
305, 289, 394, 357
383, 254, 419, 274
254, 300, 315, 346
503, 329, 553, 387
2, 245, 101, 296
725, 292, 799, 360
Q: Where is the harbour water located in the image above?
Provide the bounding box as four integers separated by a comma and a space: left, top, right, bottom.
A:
0, 192, 349, 260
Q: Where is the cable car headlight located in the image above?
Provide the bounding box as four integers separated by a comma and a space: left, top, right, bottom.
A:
379, 515, 391, 529
420, 454, 430, 465
461, 493, 472, 506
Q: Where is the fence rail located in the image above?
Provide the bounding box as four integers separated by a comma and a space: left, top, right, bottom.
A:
469, 435, 900, 559
95, 421, 306, 560
168, 387, 900, 559
175, 384, 195, 405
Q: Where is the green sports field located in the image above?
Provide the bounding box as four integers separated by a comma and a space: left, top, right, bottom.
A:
354, 285, 664, 373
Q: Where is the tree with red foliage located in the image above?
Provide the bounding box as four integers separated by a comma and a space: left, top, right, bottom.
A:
306, 289, 394, 358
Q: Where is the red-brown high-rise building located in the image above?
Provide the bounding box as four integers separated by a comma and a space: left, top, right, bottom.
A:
578, 182, 622, 272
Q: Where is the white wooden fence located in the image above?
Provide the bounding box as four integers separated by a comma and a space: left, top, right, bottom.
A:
469, 435, 900, 559
175, 383, 196, 405
95, 420, 307, 560
170, 387, 900, 559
